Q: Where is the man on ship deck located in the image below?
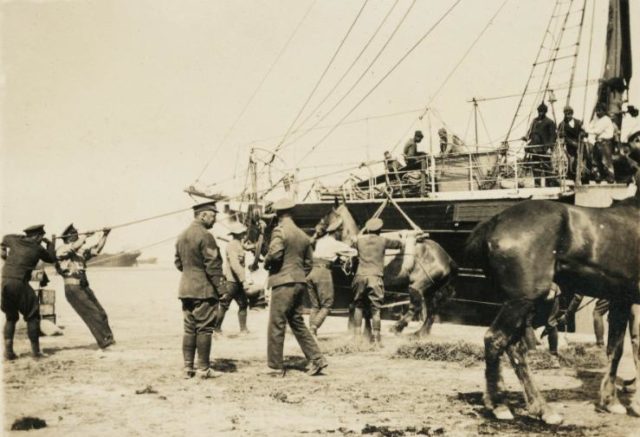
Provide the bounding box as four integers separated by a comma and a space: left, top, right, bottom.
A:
524, 102, 557, 187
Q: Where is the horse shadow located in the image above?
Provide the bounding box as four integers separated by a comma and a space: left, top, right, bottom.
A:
454, 369, 633, 434
42, 343, 100, 355
211, 358, 251, 373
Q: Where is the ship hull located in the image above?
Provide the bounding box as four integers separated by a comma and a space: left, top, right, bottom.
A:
295, 190, 575, 325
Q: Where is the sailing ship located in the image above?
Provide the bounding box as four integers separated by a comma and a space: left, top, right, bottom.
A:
88, 251, 142, 267
189, 0, 638, 324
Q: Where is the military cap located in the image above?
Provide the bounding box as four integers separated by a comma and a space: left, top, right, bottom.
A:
228, 222, 247, 235
414, 130, 424, 138
537, 102, 548, 112
438, 127, 447, 135
326, 218, 343, 233
563, 105, 573, 113
192, 201, 218, 213
365, 218, 383, 232
272, 198, 295, 211
23, 224, 45, 236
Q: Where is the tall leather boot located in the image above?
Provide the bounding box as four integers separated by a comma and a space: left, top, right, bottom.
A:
238, 310, 249, 333
195, 334, 219, 379
27, 319, 45, 358
4, 321, 17, 360
182, 334, 196, 378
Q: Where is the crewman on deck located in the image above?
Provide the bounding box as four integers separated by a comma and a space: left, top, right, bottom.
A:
403, 130, 427, 167
525, 102, 557, 186
55, 224, 115, 351
307, 219, 356, 338
1, 225, 56, 360
587, 103, 616, 183
175, 201, 226, 379
352, 218, 403, 346
215, 222, 250, 335
265, 198, 328, 376
557, 105, 586, 180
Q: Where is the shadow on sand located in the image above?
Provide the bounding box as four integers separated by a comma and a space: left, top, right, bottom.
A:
452, 369, 634, 435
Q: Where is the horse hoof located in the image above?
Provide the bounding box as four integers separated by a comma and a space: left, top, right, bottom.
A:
623, 379, 637, 394
604, 402, 627, 415
541, 411, 563, 425
493, 405, 514, 420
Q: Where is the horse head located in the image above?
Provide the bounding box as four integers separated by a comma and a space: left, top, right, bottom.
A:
316, 199, 360, 244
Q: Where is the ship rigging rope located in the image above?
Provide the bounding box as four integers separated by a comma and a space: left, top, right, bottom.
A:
271, 0, 370, 160
54, 206, 195, 241
86, 235, 180, 267
389, 0, 510, 154
294, 0, 463, 167
581, 0, 596, 122
289, 0, 401, 139
278, 0, 416, 153
194, 0, 318, 183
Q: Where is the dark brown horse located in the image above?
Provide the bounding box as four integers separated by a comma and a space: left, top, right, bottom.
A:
319, 202, 458, 337
465, 174, 640, 424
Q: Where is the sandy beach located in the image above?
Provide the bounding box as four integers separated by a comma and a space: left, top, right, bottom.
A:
2, 267, 640, 436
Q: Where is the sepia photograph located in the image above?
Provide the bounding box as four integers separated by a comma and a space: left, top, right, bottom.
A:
2, 0, 640, 435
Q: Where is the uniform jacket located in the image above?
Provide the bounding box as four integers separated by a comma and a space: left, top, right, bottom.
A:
1, 234, 56, 282
527, 116, 557, 148
174, 221, 224, 299
55, 242, 97, 279
264, 216, 313, 288
224, 239, 246, 283
355, 234, 403, 277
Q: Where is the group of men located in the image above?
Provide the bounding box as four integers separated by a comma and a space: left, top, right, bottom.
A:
173, 197, 407, 379
526, 102, 619, 185
1, 224, 115, 360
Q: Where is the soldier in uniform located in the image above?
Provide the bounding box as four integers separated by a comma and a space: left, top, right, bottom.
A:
1, 225, 56, 359
265, 198, 328, 376
55, 224, 115, 350
525, 102, 557, 186
306, 219, 356, 338
215, 222, 250, 335
175, 201, 226, 379
351, 218, 403, 345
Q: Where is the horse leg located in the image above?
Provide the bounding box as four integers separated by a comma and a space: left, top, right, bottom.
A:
598, 300, 629, 415
391, 287, 422, 335
484, 300, 533, 421
505, 338, 563, 424
627, 304, 640, 415
414, 282, 454, 338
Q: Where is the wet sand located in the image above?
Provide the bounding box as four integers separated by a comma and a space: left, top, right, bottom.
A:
2, 268, 639, 436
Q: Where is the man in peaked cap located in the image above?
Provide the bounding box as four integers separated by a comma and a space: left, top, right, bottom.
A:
174, 200, 225, 379
55, 224, 114, 351
307, 218, 356, 338
1, 224, 56, 359
215, 222, 250, 334
525, 101, 557, 186
351, 217, 403, 346
264, 198, 328, 376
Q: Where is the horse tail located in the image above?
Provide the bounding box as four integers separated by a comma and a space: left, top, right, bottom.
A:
400, 233, 416, 276
464, 216, 497, 268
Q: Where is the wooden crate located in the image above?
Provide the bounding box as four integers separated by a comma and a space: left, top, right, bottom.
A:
38, 289, 56, 324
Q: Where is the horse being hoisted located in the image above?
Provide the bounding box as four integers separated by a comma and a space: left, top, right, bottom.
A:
317, 201, 458, 337
465, 171, 640, 425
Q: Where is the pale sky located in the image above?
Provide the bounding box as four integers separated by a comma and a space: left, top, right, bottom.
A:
1, 0, 639, 260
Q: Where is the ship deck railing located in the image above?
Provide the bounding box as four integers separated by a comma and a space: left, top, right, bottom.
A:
314, 143, 572, 201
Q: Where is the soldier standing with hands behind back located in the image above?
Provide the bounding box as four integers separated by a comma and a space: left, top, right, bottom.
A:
175, 201, 226, 379
1, 225, 56, 360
